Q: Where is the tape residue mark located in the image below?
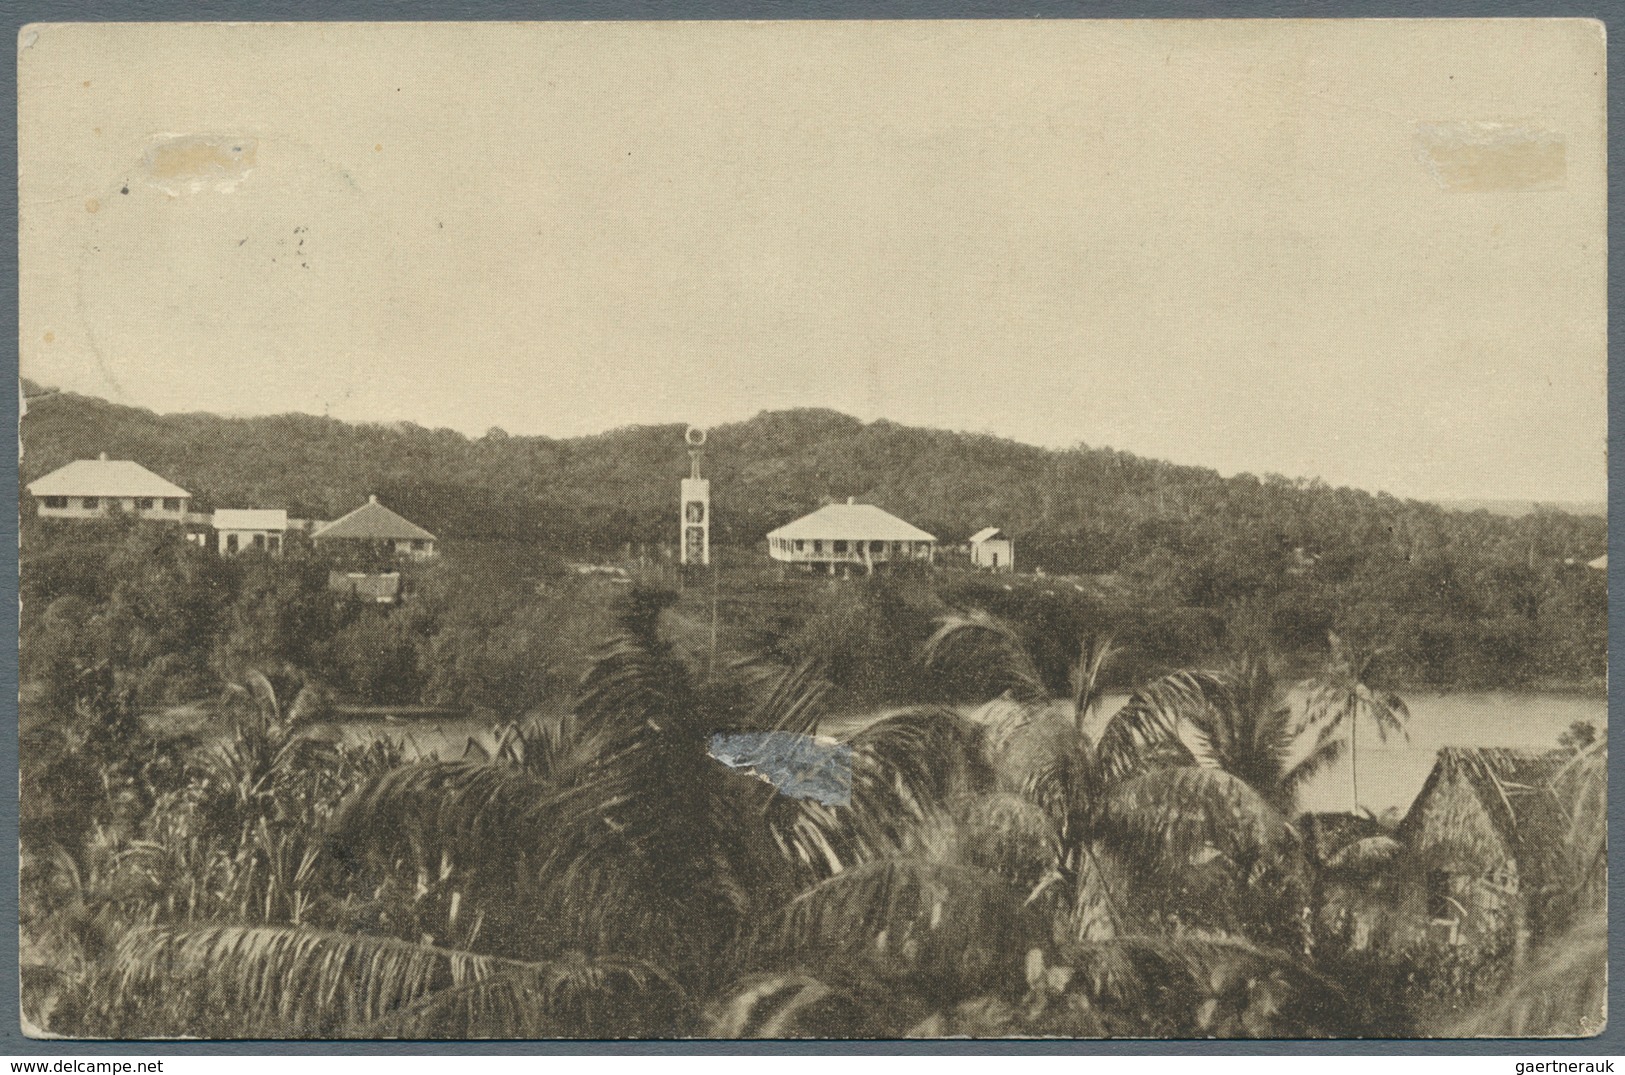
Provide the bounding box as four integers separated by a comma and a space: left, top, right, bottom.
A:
1416, 121, 1565, 193
143, 135, 258, 196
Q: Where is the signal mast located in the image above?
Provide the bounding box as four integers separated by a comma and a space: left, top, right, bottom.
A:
680, 426, 710, 567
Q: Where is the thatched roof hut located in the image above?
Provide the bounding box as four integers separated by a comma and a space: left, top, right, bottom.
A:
1395, 747, 1572, 949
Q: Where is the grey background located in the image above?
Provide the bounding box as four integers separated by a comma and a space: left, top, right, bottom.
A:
0, 1, 1617, 1057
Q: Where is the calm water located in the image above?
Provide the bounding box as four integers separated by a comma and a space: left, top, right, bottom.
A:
327, 690, 1605, 820
1287, 690, 1605, 816
1089, 689, 1607, 817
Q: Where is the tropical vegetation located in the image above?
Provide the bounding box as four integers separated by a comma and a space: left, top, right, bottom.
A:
20, 583, 1606, 1039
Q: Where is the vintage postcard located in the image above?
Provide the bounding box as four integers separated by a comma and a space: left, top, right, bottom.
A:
16, 20, 1606, 1040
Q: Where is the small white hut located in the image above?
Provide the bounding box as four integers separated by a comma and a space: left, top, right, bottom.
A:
967, 527, 1014, 573
213, 509, 289, 555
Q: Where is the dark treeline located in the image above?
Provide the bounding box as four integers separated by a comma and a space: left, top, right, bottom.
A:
20, 521, 617, 715
21, 385, 1606, 690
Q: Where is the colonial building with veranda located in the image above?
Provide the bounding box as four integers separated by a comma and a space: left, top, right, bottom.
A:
766, 500, 935, 574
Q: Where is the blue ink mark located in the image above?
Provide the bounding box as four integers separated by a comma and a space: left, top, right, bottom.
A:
709, 731, 852, 806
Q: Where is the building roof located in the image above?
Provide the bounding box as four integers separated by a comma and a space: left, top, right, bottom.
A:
968, 527, 1006, 544
766, 502, 935, 543
1588, 554, 1607, 571
213, 509, 288, 531
27, 456, 189, 499
328, 570, 402, 602
312, 496, 436, 542
1399, 747, 1570, 890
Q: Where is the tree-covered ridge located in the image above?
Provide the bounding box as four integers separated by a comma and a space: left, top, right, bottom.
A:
20, 383, 1604, 548
19, 384, 1607, 690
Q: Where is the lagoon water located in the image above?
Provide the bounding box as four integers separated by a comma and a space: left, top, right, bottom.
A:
330, 690, 1605, 821
1083, 688, 1606, 817
1288, 690, 1606, 817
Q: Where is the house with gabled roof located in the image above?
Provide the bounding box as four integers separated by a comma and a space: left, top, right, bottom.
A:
26, 453, 191, 522
311, 495, 437, 560
766, 499, 934, 575
967, 526, 1014, 572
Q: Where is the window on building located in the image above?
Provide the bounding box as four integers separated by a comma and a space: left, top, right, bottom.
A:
267, 535, 281, 553
252, 534, 266, 549
833, 540, 848, 553
813, 540, 824, 553
81, 497, 98, 509
413, 540, 427, 551
42, 496, 66, 509
794, 539, 805, 552
870, 541, 884, 553
226, 533, 239, 553
164, 498, 180, 511
136, 498, 154, 510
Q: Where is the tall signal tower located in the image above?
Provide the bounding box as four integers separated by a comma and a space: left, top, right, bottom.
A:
680, 426, 710, 566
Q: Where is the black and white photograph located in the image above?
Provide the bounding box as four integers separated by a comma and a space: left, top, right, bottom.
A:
15, 19, 1608, 1040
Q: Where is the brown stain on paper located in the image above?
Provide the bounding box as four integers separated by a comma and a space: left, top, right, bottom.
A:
142, 135, 258, 194
146, 137, 257, 180
1416, 122, 1566, 193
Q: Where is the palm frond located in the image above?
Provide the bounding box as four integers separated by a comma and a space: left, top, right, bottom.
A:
936, 791, 1060, 891
1067, 634, 1116, 730
714, 655, 833, 736
1059, 931, 1353, 1037
1095, 669, 1223, 784
742, 857, 1040, 1002
920, 610, 1049, 704
484, 711, 586, 776
1099, 767, 1292, 875
1061, 840, 1139, 944
762, 707, 993, 878
702, 973, 868, 1038
574, 633, 697, 742
846, 706, 995, 808
1278, 735, 1348, 805
1546, 738, 1607, 921
362, 953, 689, 1039
1449, 912, 1607, 1038
96, 924, 675, 1039
1305, 634, 1411, 745
326, 759, 554, 876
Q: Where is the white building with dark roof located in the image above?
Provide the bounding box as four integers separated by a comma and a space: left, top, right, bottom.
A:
214, 509, 289, 555
26, 453, 191, 522
766, 499, 935, 574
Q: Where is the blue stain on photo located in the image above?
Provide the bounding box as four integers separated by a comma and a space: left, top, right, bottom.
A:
709, 731, 853, 806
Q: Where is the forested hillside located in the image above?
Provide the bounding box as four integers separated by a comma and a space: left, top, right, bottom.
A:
19, 384, 1607, 689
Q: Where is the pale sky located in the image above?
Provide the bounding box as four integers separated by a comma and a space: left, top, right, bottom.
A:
18, 20, 1607, 502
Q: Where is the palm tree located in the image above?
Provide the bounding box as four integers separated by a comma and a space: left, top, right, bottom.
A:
922, 612, 1306, 947
79, 596, 1365, 1039
1134, 653, 1345, 817
1305, 632, 1410, 814
87, 589, 997, 1037
921, 609, 1114, 735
